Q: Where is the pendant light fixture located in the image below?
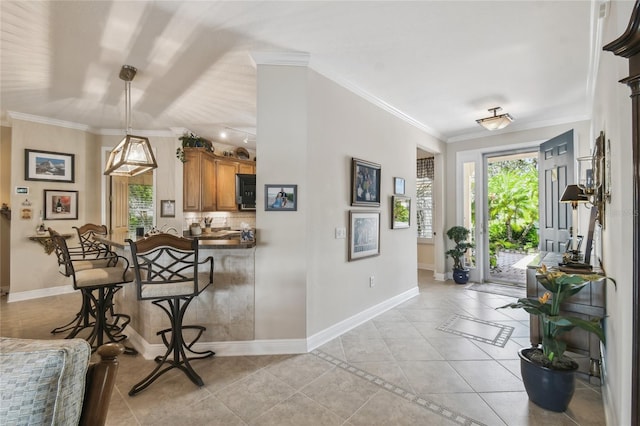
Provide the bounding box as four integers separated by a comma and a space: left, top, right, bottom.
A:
104, 65, 158, 176
476, 107, 513, 131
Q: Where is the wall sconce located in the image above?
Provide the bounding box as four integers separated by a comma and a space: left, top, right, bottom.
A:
576, 131, 610, 227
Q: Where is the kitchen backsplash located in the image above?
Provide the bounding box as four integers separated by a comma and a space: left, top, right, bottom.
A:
183, 211, 256, 230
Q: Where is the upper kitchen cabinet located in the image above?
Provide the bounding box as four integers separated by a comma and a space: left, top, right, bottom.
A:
216, 160, 240, 211
183, 148, 216, 212
183, 148, 256, 212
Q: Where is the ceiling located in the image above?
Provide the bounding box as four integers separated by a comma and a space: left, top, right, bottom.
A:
1, 1, 605, 149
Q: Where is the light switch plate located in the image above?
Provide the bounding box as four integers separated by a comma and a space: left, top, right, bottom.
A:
335, 227, 346, 239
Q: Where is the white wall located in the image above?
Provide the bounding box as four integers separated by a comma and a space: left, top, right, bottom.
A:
592, 1, 635, 424
8, 119, 101, 296
254, 61, 445, 340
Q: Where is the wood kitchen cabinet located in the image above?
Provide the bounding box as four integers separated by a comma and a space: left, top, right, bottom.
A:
183, 148, 217, 212
183, 148, 255, 212
216, 160, 239, 211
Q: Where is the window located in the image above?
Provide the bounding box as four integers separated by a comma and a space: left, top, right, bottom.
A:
128, 172, 154, 233
416, 157, 434, 239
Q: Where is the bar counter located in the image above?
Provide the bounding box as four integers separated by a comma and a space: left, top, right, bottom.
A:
94, 233, 256, 357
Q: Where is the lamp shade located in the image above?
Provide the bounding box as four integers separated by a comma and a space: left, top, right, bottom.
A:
476, 107, 513, 130
104, 135, 157, 177
560, 184, 588, 207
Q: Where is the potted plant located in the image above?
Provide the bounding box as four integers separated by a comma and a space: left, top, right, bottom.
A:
445, 226, 474, 284
176, 133, 214, 162
498, 264, 616, 412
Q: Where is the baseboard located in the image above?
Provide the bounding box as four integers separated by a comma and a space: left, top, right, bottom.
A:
417, 263, 434, 270
127, 286, 419, 358
127, 326, 308, 359
434, 272, 447, 281
306, 286, 419, 351
7, 284, 75, 303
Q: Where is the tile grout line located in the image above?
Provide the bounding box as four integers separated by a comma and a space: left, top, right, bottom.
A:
312, 349, 488, 426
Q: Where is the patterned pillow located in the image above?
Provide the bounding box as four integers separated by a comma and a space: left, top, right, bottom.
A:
0, 337, 91, 426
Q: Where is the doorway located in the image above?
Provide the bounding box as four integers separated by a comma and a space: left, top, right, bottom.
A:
484, 151, 539, 286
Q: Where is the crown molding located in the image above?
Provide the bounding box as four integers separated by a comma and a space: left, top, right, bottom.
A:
309, 62, 445, 142
446, 114, 592, 144
7, 111, 92, 132
250, 51, 311, 67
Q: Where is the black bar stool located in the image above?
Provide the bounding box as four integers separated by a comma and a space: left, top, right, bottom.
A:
126, 234, 214, 396
50, 233, 136, 354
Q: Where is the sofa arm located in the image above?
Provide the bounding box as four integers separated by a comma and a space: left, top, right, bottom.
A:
79, 343, 125, 426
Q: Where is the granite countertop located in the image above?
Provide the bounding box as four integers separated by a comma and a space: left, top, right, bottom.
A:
94, 232, 256, 249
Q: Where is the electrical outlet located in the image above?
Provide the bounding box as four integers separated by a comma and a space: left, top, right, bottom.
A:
335, 227, 346, 239
369, 276, 375, 287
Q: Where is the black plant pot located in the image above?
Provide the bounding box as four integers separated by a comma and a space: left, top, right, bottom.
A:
519, 347, 578, 412
452, 268, 469, 284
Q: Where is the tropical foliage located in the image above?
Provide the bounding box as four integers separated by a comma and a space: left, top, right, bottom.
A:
498, 264, 615, 370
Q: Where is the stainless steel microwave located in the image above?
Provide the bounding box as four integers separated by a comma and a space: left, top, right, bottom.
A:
236, 174, 256, 210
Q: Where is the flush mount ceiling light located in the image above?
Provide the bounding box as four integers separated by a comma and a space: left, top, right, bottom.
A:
104, 65, 158, 177
476, 107, 513, 131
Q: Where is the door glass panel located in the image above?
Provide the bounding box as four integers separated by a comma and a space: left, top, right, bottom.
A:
463, 161, 476, 269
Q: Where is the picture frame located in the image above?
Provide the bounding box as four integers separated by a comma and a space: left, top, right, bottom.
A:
25, 149, 75, 183
351, 158, 381, 206
394, 177, 405, 195
160, 199, 176, 217
391, 195, 411, 229
44, 190, 78, 220
265, 184, 297, 211
349, 210, 381, 261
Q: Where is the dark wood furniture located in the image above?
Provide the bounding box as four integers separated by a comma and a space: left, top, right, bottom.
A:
80, 343, 125, 426
603, 2, 640, 422
526, 252, 606, 385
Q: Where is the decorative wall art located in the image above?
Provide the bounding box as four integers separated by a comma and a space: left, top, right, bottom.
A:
44, 190, 78, 220
25, 149, 75, 183
160, 200, 176, 217
394, 177, 405, 195
349, 210, 380, 261
391, 195, 411, 229
265, 185, 297, 211
351, 158, 381, 206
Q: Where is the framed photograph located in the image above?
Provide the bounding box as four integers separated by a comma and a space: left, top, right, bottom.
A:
25, 149, 75, 183
15, 186, 29, 195
160, 199, 176, 217
349, 210, 381, 261
391, 195, 411, 229
265, 185, 297, 211
351, 158, 381, 206
394, 177, 405, 195
44, 190, 78, 220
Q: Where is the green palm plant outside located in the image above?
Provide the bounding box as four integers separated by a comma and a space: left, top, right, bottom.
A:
488, 169, 538, 243
498, 264, 616, 369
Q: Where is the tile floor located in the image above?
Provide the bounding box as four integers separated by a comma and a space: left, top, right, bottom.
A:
0, 270, 605, 425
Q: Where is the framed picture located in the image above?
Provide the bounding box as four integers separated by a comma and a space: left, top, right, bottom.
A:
349, 210, 380, 261
394, 177, 405, 195
391, 195, 411, 229
265, 185, 297, 211
351, 158, 381, 206
160, 199, 176, 217
25, 149, 75, 183
44, 190, 78, 220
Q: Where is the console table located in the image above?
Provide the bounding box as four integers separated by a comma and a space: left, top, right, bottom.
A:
526, 252, 606, 385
